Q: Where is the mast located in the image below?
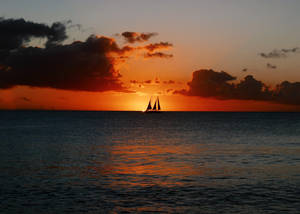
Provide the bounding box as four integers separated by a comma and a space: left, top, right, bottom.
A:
157, 97, 161, 111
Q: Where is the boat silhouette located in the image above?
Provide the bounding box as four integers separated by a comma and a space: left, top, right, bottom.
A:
145, 97, 161, 113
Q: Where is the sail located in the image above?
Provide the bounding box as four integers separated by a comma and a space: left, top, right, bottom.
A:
145, 96, 161, 112
153, 100, 157, 110
146, 100, 152, 111
157, 97, 161, 110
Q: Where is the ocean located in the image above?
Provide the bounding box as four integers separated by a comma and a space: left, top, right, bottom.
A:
0, 111, 300, 213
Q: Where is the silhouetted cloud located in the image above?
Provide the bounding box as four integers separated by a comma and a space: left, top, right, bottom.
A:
175, 69, 237, 98
267, 63, 277, 69
121, 31, 157, 43
175, 69, 300, 105
259, 47, 299, 59
274, 81, 300, 105
0, 34, 128, 92
144, 42, 173, 52
0, 17, 67, 49
144, 52, 173, 59
0, 18, 173, 92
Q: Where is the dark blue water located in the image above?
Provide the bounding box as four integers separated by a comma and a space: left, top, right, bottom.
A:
0, 111, 300, 213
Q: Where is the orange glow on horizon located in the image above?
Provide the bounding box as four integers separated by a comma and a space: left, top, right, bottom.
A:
0, 86, 300, 112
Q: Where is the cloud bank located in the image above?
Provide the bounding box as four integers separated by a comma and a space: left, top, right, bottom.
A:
0, 18, 173, 92
175, 69, 300, 105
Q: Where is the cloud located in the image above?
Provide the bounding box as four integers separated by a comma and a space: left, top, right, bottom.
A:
131, 79, 175, 86
121, 31, 157, 43
0, 18, 173, 92
0, 17, 67, 49
144, 52, 173, 59
175, 69, 300, 105
259, 47, 300, 59
267, 63, 277, 69
0, 34, 128, 92
175, 69, 236, 98
144, 42, 173, 52
242, 68, 248, 72
64, 20, 82, 31
259, 50, 286, 58
275, 81, 300, 105
281, 47, 300, 53
118, 32, 174, 59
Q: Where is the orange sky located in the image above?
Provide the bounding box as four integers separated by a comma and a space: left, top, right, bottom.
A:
1, 47, 299, 111
0, 43, 300, 112
1, 6, 300, 111
1, 85, 299, 112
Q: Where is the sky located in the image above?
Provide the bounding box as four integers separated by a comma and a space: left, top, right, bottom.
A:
1, 0, 300, 111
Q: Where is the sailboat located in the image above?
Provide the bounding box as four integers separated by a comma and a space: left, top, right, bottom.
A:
145, 97, 161, 113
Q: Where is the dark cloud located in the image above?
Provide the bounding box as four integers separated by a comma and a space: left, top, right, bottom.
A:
0, 18, 173, 92
242, 68, 248, 72
144, 52, 173, 59
274, 81, 300, 105
121, 31, 157, 43
259, 47, 299, 59
0, 34, 129, 91
235, 75, 271, 100
175, 69, 300, 105
175, 69, 236, 98
144, 42, 173, 52
0, 18, 67, 50
267, 63, 277, 69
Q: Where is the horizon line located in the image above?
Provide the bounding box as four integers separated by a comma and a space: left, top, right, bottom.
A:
1, 109, 300, 113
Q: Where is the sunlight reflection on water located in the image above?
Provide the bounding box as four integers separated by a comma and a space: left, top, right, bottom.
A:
0, 111, 300, 213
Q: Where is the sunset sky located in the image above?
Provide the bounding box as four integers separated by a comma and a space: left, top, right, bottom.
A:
1, 0, 300, 111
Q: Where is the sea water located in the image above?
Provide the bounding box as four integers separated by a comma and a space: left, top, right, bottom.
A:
0, 111, 300, 213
